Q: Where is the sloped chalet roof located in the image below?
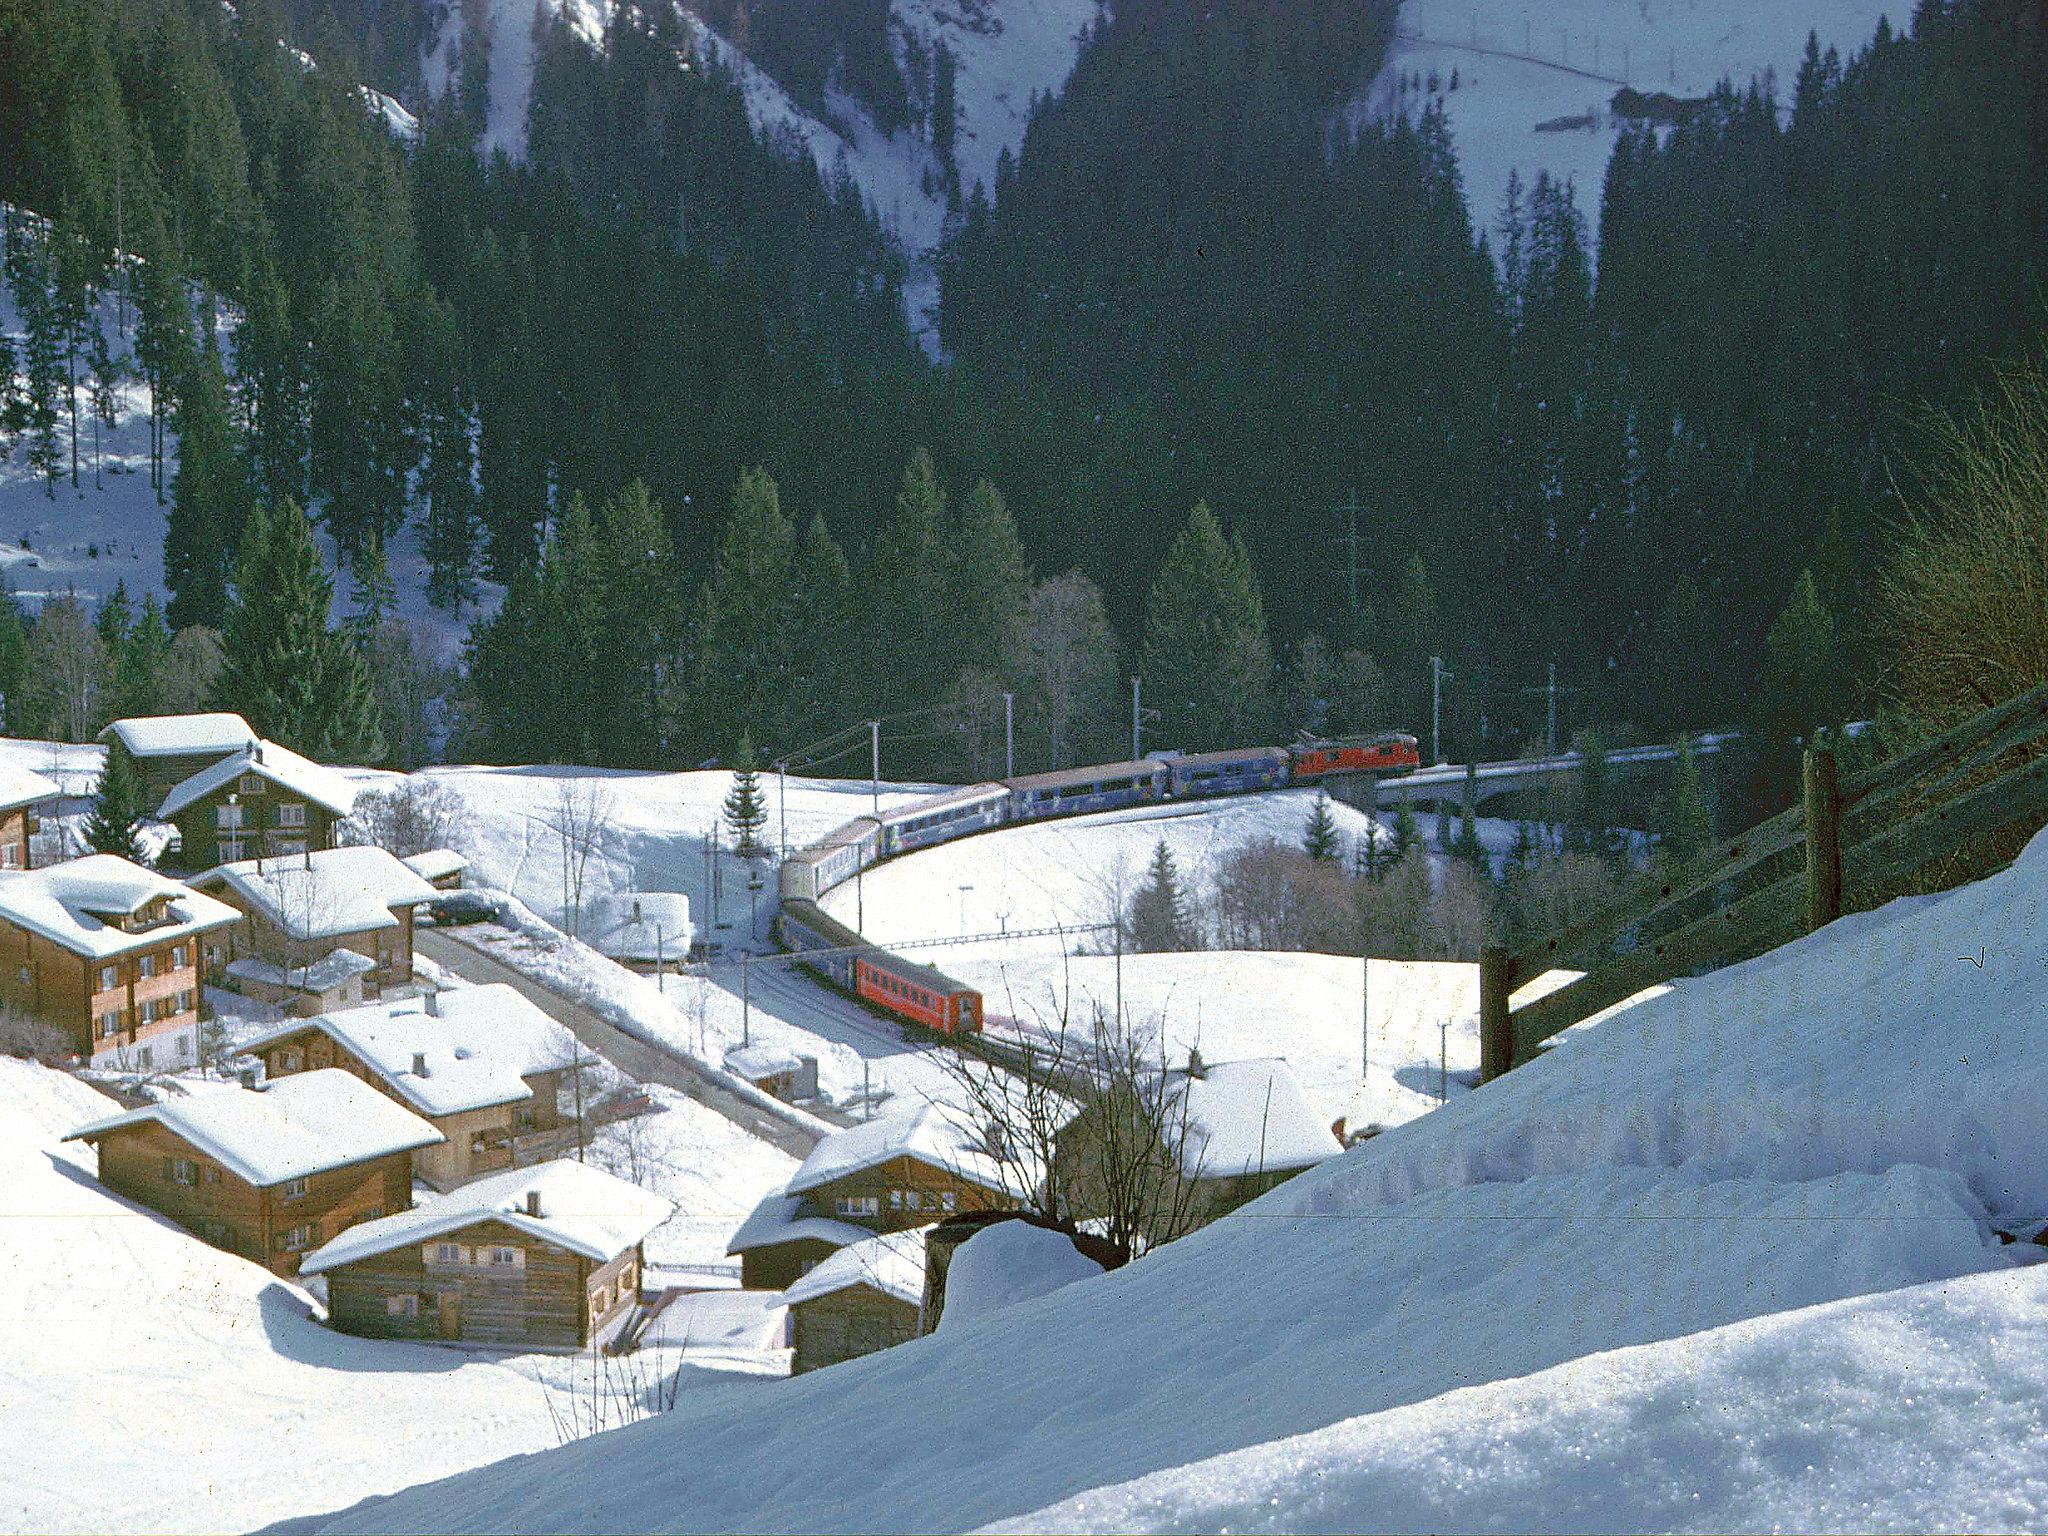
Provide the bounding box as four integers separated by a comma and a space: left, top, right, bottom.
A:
65, 1068, 442, 1187
0, 854, 239, 960
157, 740, 357, 822
0, 763, 63, 812
725, 1191, 871, 1258
1167, 1057, 1342, 1179
98, 712, 255, 759
225, 948, 379, 994
192, 846, 437, 939
783, 1103, 1014, 1200
402, 849, 469, 882
782, 1229, 926, 1309
239, 983, 591, 1118
300, 1158, 673, 1276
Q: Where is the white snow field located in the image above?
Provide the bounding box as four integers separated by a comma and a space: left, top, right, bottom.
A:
294, 827, 2048, 1534
1358, 0, 1894, 242
0, 1056, 770, 1534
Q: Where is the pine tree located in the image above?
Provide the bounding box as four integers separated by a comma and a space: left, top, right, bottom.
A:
0, 575, 29, 732
1571, 729, 1615, 861
1127, 838, 1191, 950
942, 478, 1032, 684
349, 533, 397, 634
1453, 764, 1487, 870
1657, 736, 1716, 868
1140, 503, 1274, 751
95, 578, 132, 655
116, 593, 172, 719
1303, 791, 1340, 862
1391, 793, 1419, 862
723, 733, 769, 857
218, 499, 385, 762
165, 338, 249, 631
84, 744, 144, 860
696, 467, 797, 755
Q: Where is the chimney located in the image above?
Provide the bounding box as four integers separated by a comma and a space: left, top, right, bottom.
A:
411, 1051, 428, 1078
423, 988, 440, 1017
525, 1190, 543, 1218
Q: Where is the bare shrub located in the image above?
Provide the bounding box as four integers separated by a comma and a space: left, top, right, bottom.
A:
1211, 837, 1352, 952
348, 778, 468, 860
0, 1008, 73, 1066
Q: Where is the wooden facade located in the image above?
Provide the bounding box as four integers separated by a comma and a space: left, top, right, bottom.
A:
0, 908, 208, 1069
173, 774, 342, 873
106, 735, 252, 809
86, 1118, 412, 1277
254, 1024, 571, 1191
323, 1217, 643, 1349
789, 1284, 921, 1375
0, 802, 43, 872
792, 1156, 1012, 1235
740, 1237, 847, 1292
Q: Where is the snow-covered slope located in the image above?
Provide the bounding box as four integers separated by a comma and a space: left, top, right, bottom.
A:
296, 825, 2048, 1533
1359, 0, 1893, 239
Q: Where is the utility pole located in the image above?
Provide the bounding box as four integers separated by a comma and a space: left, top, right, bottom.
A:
1430, 655, 1453, 765
1003, 691, 1014, 780
776, 761, 788, 860
870, 720, 880, 815
1131, 676, 1142, 761
1518, 661, 1580, 757
741, 953, 751, 1046
1330, 489, 1370, 621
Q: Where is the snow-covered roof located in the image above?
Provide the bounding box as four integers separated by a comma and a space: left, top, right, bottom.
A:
725, 1192, 871, 1258
0, 763, 62, 811
238, 983, 590, 1119
99, 712, 255, 759
157, 740, 357, 821
225, 948, 379, 994
783, 1104, 1014, 1199
403, 849, 469, 882
300, 1158, 673, 1276
193, 846, 437, 939
582, 891, 693, 962
1170, 1058, 1342, 1179
0, 855, 240, 959
783, 1228, 927, 1309
725, 1042, 803, 1081
935, 1220, 1104, 1337
65, 1068, 441, 1187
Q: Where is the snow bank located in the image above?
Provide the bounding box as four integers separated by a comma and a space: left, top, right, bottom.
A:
298, 824, 2048, 1534
936, 1221, 1102, 1337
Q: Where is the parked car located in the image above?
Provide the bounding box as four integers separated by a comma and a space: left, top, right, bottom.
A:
426, 891, 502, 927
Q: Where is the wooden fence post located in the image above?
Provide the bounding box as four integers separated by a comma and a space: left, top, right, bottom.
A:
1479, 946, 1513, 1083
1803, 745, 1842, 930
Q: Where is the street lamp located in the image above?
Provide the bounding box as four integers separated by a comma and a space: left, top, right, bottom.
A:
957, 883, 974, 933
747, 868, 765, 942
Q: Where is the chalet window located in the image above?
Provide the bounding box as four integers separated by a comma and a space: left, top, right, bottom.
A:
164, 1157, 198, 1186
98, 964, 118, 991
136, 1046, 151, 1071
16, 966, 28, 984
138, 954, 156, 980
204, 943, 223, 966
201, 1164, 220, 1185
201, 1220, 230, 1245
0, 843, 16, 870
138, 999, 158, 1026
280, 1224, 313, 1252
217, 804, 245, 830
281, 1177, 309, 1201
487, 1246, 524, 1268
281, 1049, 303, 1072
386, 1294, 419, 1318
940, 1191, 957, 1213
175, 991, 194, 1013
171, 945, 188, 969
834, 1195, 879, 1219
97, 1011, 120, 1039
239, 774, 265, 795
276, 802, 307, 828
219, 839, 246, 862
888, 1190, 907, 1212
428, 1243, 470, 1265
590, 1283, 610, 1317
274, 839, 307, 858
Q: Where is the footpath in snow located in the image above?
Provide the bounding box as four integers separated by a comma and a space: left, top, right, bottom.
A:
293, 827, 2048, 1534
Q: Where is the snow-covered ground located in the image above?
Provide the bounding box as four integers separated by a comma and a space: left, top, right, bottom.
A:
0, 1055, 785, 1534
296, 822, 2048, 1533
1357, 0, 1893, 242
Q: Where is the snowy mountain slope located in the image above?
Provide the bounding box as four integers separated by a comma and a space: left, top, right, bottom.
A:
1359, 0, 1894, 238
296, 827, 2048, 1533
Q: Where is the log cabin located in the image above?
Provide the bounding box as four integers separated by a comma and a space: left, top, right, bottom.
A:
98, 712, 256, 809
301, 1159, 674, 1350
157, 739, 356, 871
0, 855, 241, 1070
63, 1069, 442, 1276
784, 1229, 927, 1373
191, 845, 438, 999
241, 983, 597, 1190
1052, 1056, 1341, 1237
0, 763, 64, 871
728, 1105, 1018, 1289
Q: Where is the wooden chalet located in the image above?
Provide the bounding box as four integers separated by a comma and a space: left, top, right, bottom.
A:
302, 1159, 673, 1349
728, 1105, 1016, 1290
63, 1069, 442, 1276
0, 763, 64, 871
191, 845, 438, 998
1053, 1057, 1341, 1235
98, 712, 256, 807
0, 855, 240, 1070
241, 984, 596, 1190
157, 738, 355, 871
783, 1229, 926, 1374
402, 849, 469, 891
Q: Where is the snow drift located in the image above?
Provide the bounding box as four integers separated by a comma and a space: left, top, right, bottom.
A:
294, 827, 2048, 1532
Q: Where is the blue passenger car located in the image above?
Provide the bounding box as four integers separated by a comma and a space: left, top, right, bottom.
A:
1008, 760, 1168, 820
1164, 746, 1290, 799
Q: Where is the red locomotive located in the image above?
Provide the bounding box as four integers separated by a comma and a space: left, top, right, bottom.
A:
1288, 732, 1422, 780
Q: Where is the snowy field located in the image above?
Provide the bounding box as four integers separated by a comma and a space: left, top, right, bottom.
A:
299, 823, 2048, 1534
1356, 0, 1894, 243
0, 1056, 785, 1534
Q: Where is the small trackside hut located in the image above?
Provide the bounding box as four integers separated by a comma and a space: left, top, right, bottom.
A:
301, 1160, 674, 1350
783, 1229, 927, 1374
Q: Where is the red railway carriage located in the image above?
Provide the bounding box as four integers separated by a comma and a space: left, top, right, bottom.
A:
854, 954, 983, 1035
1289, 732, 1422, 780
